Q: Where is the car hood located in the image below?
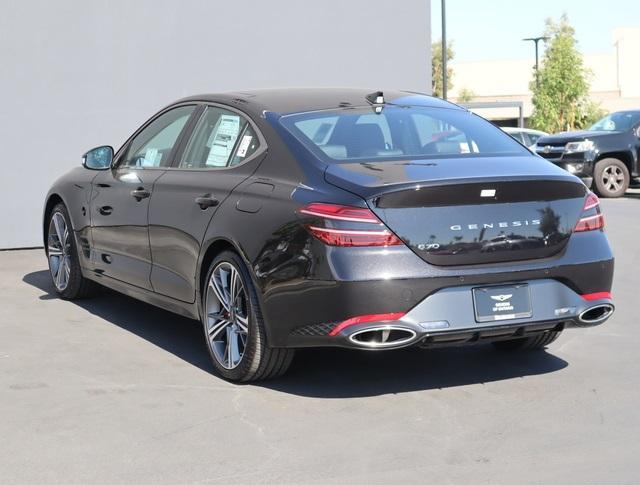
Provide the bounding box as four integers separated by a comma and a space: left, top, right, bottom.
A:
536, 130, 620, 144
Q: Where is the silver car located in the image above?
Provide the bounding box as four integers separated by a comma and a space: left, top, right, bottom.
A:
502, 127, 549, 149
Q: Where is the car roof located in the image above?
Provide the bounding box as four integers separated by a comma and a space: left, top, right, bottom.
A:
175, 88, 463, 117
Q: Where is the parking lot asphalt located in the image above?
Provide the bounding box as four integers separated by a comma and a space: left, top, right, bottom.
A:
1, 191, 639, 484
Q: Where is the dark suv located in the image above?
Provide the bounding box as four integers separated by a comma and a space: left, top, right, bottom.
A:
534, 110, 640, 197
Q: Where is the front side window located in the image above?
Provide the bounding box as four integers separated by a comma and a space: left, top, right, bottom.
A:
178, 107, 260, 169
120, 105, 195, 168
280, 106, 529, 162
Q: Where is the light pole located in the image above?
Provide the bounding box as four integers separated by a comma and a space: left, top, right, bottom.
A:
441, 0, 447, 99
523, 36, 548, 87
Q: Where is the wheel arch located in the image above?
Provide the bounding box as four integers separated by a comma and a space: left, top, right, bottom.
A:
596, 151, 634, 174
43, 193, 65, 248
196, 237, 259, 319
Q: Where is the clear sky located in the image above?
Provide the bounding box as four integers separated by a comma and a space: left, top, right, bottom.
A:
431, 0, 640, 62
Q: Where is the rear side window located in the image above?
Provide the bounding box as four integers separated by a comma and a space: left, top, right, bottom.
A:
229, 125, 260, 166
178, 107, 260, 169
280, 106, 529, 162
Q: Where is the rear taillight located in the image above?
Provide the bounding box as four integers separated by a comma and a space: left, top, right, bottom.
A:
298, 203, 403, 247
298, 203, 380, 223
574, 192, 604, 232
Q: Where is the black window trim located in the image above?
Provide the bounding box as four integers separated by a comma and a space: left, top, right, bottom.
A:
167, 101, 268, 172
112, 102, 201, 171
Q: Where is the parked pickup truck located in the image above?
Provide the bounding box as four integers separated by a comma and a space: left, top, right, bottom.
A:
534, 110, 640, 197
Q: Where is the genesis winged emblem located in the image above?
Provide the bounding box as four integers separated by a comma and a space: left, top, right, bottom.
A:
491, 294, 512, 302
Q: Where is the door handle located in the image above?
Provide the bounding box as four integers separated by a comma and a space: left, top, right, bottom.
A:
195, 195, 219, 210
131, 187, 151, 201
99, 206, 113, 216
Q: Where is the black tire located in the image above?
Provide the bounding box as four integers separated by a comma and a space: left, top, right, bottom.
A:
45, 203, 98, 299
593, 158, 629, 198
492, 330, 561, 351
202, 250, 294, 382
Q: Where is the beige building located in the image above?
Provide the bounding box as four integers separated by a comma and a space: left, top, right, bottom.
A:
450, 27, 640, 125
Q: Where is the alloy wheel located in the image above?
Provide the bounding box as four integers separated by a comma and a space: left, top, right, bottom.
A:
47, 212, 71, 291
601, 164, 625, 193
205, 262, 249, 369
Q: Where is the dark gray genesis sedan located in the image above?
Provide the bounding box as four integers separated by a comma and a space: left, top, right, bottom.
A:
44, 88, 615, 381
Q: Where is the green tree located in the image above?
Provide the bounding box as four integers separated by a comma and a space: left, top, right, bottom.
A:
457, 87, 475, 103
432, 40, 454, 98
529, 14, 604, 132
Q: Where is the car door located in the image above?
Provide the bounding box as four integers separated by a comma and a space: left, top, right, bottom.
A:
148, 104, 265, 302
90, 105, 198, 289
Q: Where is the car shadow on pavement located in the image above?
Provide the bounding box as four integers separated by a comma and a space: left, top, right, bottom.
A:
23, 270, 212, 373
264, 346, 568, 398
23, 269, 568, 398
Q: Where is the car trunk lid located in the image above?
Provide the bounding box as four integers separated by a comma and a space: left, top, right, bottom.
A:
325, 157, 587, 266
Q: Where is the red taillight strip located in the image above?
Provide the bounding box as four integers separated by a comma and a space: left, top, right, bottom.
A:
574, 213, 605, 232
582, 292, 612, 301
299, 202, 404, 247
583, 193, 600, 211
298, 203, 380, 223
329, 312, 406, 336
307, 226, 392, 236
306, 226, 403, 247
574, 192, 604, 232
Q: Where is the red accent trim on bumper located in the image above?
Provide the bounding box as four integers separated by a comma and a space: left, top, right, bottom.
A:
582, 292, 612, 301
329, 312, 406, 336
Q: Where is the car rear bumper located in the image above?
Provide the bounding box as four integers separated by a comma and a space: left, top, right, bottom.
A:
262, 229, 614, 347
285, 278, 614, 349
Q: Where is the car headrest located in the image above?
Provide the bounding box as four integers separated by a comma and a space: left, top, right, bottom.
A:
348, 124, 386, 157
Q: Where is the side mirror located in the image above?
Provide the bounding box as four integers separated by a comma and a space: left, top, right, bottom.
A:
83, 145, 113, 170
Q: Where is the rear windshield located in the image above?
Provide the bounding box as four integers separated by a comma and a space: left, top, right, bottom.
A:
280, 105, 529, 162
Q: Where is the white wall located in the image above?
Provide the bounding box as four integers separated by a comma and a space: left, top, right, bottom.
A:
0, 0, 431, 249
614, 27, 640, 98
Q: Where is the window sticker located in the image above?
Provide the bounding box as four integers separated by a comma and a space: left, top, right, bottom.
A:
236, 135, 253, 158
206, 115, 241, 166
143, 148, 159, 166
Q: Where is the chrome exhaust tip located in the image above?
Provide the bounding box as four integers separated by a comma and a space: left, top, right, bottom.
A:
348, 325, 417, 348
579, 304, 614, 324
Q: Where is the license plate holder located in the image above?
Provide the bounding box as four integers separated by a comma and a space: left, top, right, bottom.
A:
472, 284, 532, 323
